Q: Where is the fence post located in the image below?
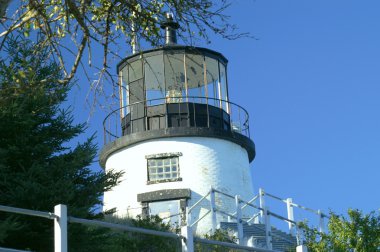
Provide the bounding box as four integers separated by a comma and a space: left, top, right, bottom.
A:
235, 195, 243, 245
295, 224, 303, 246
296, 245, 308, 252
181, 225, 194, 252
259, 188, 265, 224
54, 204, 67, 252
186, 206, 191, 227
318, 210, 325, 233
287, 198, 295, 235
264, 207, 272, 250
209, 187, 217, 233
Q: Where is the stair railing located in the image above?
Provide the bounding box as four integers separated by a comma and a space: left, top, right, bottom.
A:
186, 187, 325, 249
186, 189, 211, 228
259, 188, 329, 235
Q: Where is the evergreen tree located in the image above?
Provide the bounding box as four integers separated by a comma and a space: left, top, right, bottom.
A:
0, 36, 122, 251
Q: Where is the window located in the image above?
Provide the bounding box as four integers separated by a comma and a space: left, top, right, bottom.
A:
146, 153, 182, 183
149, 200, 181, 226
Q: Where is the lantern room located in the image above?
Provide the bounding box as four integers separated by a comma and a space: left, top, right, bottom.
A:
117, 46, 234, 135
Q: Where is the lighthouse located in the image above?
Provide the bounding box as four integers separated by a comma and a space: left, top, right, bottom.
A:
100, 14, 256, 235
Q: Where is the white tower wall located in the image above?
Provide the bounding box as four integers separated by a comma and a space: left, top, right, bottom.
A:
103, 136, 254, 235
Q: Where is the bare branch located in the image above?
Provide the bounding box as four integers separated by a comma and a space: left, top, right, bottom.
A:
0, 0, 250, 108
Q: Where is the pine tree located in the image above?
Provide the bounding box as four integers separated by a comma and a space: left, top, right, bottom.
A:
0, 36, 122, 251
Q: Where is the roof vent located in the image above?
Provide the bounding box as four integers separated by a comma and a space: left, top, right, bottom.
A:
160, 13, 180, 45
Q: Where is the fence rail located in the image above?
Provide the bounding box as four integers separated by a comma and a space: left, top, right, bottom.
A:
0, 188, 320, 252
0, 203, 278, 252
0, 205, 57, 220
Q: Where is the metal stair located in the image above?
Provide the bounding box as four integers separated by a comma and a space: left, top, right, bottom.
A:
220, 222, 297, 252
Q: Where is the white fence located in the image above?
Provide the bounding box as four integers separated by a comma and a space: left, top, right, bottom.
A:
0, 204, 275, 252
0, 188, 323, 252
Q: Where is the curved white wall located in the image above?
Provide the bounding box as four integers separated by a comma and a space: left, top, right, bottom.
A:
103, 137, 254, 235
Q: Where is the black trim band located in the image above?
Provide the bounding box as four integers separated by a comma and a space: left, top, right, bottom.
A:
99, 127, 256, 168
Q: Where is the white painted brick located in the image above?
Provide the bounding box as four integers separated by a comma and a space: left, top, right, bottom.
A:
103, 136, 254, 235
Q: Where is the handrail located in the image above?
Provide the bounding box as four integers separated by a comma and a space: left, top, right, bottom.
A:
241, 195, 259, 210
246, 212, 261, 223
290, 202, 325, 217
185, 186, 329, 245
212, 188, 236, 200
216, 209, 237, 220
231, 196, 260, 216
187, 191, 211, 213
190, 209, 211, 228
264, 192, 286, 202
262, 189, 328, 219
103, 96, 251, 144
68, 216, 181, 239
268, 210, 297, 225
0, 204, 57, 220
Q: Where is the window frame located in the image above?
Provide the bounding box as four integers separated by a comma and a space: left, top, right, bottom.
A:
146, 152, 182, 184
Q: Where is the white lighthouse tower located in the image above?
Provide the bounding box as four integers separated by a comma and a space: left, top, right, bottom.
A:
101, 14, 255, 235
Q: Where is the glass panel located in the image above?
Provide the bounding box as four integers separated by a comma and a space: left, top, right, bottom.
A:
149, 200, 181, 225
150, 175, 157, 180
145, 54, 165, 104
205, 56, 219, 106
120, 66, 129, 115
219, 62, 229, 112
129, 79, 144, 104
148, 157, 179, 182
186, 53, 205, 102
164, 52, 185, 103
129, 59, 143, 82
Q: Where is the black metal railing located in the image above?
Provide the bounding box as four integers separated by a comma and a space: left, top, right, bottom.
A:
103, 96, 250, 145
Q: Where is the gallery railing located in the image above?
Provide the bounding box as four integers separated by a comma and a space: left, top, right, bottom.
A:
103, 96, 251, 145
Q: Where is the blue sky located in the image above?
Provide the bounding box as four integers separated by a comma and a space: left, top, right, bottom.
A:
222, 0, 380, 216
69, 0, 380, 223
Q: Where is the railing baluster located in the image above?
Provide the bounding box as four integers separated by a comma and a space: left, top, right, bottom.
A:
264, 207, 272, 250
210, 187, 217, 233
259, 188, 265, 224
235, 195, 243, 245
186, 206, 191, 227
287, 198, 295, 235
318, 209, 325, 233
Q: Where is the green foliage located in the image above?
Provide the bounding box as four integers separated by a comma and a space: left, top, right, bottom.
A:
196, 229, 240, 252
302, 209, 380, 252
100, 215, 180, 252
1, 0, 246, 88
0, 36, 122, 251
